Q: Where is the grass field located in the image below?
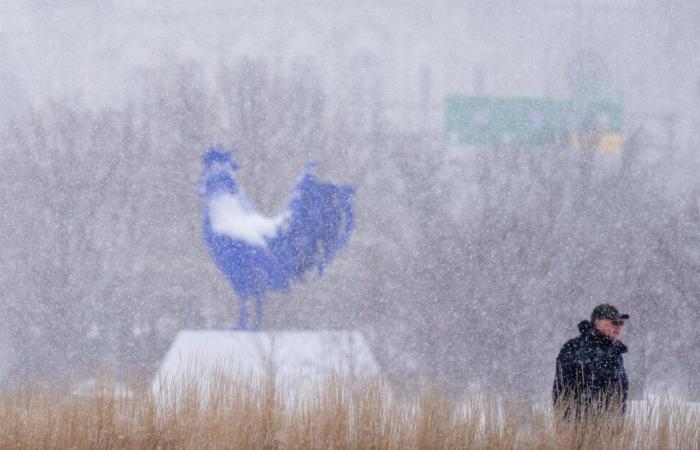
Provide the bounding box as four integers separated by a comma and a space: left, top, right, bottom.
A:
0, 373, 697, 449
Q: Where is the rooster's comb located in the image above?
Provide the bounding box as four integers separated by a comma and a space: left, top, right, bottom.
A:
203, 146, 239, 170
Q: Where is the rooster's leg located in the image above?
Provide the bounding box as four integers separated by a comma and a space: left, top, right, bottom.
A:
252, 296, 263, 331
238, 297, 248, 330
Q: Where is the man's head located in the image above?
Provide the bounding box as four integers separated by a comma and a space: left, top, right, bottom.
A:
591, 303, 629, 341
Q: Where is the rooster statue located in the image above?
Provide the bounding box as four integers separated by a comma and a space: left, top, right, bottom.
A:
198, 146, 354, 330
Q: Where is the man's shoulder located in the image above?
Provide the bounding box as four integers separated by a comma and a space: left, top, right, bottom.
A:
561, 334, 584, 349
557, 337, 575, 354
557, 334, 588, 357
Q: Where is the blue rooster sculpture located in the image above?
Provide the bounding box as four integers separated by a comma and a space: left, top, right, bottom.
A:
198, 146, 354, 330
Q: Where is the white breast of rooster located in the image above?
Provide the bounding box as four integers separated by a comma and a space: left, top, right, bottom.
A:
208, 193, 290, 247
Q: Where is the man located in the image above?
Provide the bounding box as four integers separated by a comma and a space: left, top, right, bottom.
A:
553, 304, 630, 418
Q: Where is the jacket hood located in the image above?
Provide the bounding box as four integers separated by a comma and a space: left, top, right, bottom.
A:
578, 320, 594, 334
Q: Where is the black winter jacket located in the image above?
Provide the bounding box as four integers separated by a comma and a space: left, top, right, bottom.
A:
552, 320, 629, 416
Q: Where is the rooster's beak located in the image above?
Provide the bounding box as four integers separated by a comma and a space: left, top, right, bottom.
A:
197, 181, 207, 197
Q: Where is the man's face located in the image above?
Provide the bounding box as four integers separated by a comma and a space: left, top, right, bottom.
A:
594, 319, 624, 341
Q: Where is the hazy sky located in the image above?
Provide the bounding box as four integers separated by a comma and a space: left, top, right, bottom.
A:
1, 1, 698, 151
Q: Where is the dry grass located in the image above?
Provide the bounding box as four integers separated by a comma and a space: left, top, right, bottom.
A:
0, 373, 697, 449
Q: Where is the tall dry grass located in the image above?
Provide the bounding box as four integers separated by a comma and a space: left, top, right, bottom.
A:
0, 373, 697, 449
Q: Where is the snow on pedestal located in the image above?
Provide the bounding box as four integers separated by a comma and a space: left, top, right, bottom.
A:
152, 330, 380, 402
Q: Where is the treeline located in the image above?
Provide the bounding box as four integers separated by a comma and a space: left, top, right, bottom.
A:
0, 58, 697, 399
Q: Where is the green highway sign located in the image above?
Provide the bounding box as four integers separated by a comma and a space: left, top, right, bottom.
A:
445, 96, 623, 148
577, 101, 623, 133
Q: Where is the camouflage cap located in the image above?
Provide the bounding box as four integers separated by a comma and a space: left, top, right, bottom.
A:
591, 303, 630, 323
